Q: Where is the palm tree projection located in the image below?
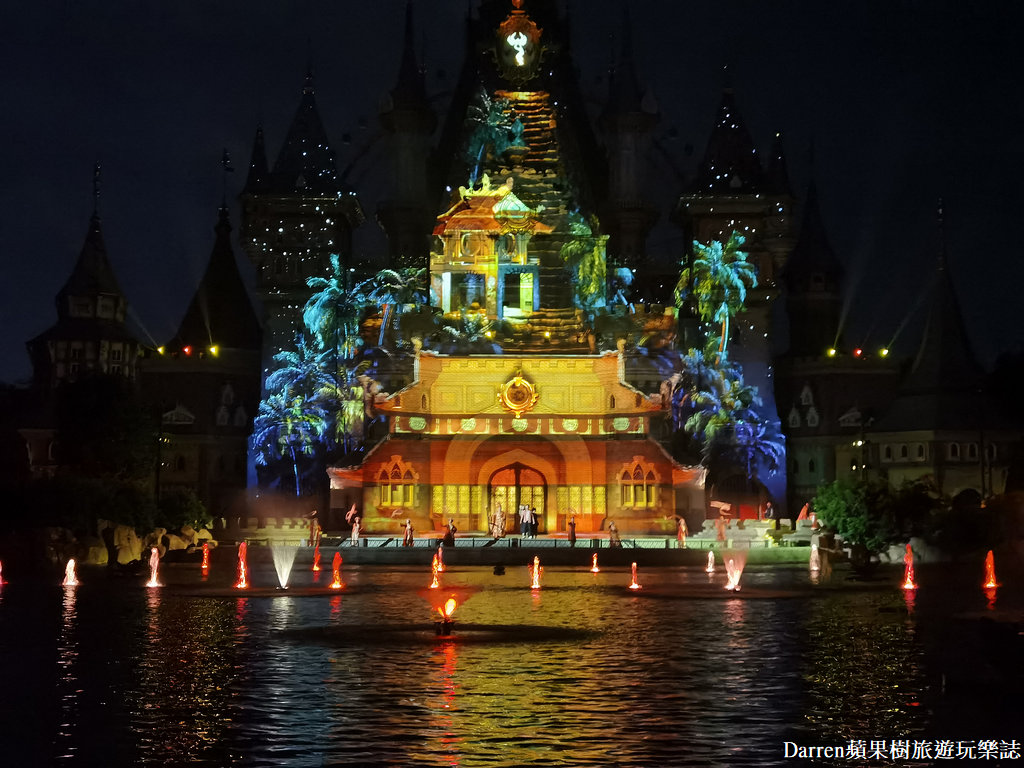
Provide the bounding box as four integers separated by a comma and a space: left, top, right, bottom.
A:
362, 267, 429, 347
463, 88, 524, 187
676, 231, 757, 362
671, 231, 782, 486
251, 388, 329, 497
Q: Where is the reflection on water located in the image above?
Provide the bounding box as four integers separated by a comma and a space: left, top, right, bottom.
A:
0, 564, 1020, 767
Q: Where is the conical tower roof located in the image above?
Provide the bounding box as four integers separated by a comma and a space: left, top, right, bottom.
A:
764, 132, 792, 196
268, 70, 341, 193
689, 88, 763, 194
601, 6, 650, 117
389, 1, 430, 112
56, 214, 124, 314
872, 240, 982, 432
782, 183, 843, 293
243, 124, 270, 194
174, 207, 261, 351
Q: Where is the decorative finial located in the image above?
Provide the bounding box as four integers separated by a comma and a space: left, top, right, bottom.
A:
221, 149, 234, 207
92, 162, 101, 217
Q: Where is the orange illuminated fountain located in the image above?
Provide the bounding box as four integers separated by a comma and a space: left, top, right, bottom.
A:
809, 543, 821, 573
529, 556, 542, 589
418, 586, 480, 637
429, 554, 441, 589
62, 558, 78, 587
901, 544, 916, 590
724, 550, 747, 591
590, 553, 600, 573
983, 550, 999, 589
628, 562, 641, 590
235, 542, 249, 589
329, 552, 344, 590
312, 541, 321, 573
200, 541, 210, 576
436, 543, 446, 573
0, 559, 5, 585
705, 551, 715, 574
145, 547, 160, 588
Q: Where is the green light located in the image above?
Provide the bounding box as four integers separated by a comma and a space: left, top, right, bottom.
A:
827, 348, 836, 357
879, 348, 889, 357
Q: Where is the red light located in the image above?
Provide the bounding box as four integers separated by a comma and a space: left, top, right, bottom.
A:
853, 348, 863, 357
183, 345, 192, 356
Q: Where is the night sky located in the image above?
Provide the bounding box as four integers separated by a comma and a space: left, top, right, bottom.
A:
2, 0, 1022, 385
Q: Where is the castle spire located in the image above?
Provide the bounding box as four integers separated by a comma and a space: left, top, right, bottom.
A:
269, 67, 340, 192
175, 205, 261, 352
690, 87, 763, 193
389, 1, 429, 111
244, 125, 269, 194
765, 132, 792, 196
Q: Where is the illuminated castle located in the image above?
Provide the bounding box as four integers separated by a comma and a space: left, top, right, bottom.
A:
242, 0, 799, 533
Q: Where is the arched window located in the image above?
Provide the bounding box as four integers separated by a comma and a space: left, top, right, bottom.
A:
883, 445, 893, 461
610, 395, 616, 410
899, 444, 909, 460
947, 443, 961, 461
915, 443, 926, 461
808, 459, 816, 474
618, 458, 659, 508
216, 406, 229, 426
966, 443, 979, 460
378, 456, 418, 507
985, 443, 997, 462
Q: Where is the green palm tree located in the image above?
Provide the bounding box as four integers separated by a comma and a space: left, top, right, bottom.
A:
560, 212, 607, 310
251, 389, 329, 497
304, 253, 368, 360
363, 267, 429, 347
676, 231, 757, 361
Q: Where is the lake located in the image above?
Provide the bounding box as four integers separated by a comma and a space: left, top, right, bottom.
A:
1, 554, 1021, 766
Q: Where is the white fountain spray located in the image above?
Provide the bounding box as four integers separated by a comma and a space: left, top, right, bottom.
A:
809, 543, 821, 573
145, 547, 161, 587
62, 558, 78, 587
271, 543, 299, 589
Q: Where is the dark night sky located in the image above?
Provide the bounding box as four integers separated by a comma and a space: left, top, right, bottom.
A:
2, 0, 1022, 385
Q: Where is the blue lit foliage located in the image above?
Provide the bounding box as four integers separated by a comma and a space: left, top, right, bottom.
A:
251, 383, 330, 498
676, 231, 756, 362
303, 253, 366, 361
670, 238, 781, 479
559, 211, 607, 311
464, 88, 525, 187
362, 267, 429, 347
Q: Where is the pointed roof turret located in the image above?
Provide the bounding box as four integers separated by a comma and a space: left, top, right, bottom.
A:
764, 132, 792, 196
57, 213, 125, 316
269, 69, 340, 193
871, 206, 982, 432
602, 5, 650, 117
389, 1, 430, 112
175, 207, 261, 352
782, 183, 843, 293
902, 218, 980, 396
690, 87, 763, 194
244, 125, 269, 194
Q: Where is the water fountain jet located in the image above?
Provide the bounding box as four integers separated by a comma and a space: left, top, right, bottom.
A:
200, 541, 210, 575
329, 552, 344, 590
628, 562, 641, 590
705, 551, 715, 574
429, 554, 441, 589
724, 550, 747, 591
983, 550, 999, 589
436, 543, 446, 573
271, 543, 299, 589
590, 553, 600, 573
529, 556, 542, 589
235, 542, 249, 589
901, 544, 916, 590
809, 543, 821, 573
145, 547, 160, 587
0, 560, 5, 585
62, 558, 78, 587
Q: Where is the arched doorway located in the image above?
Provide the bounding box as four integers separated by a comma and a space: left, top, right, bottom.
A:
489, 463, 546, 535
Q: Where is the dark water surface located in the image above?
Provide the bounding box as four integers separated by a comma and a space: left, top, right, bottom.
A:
1, 558, 1021, 767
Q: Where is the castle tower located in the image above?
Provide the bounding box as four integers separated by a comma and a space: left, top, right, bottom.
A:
377, 1, 437, 269
240, 71, 365, 384
141, 206, 262, 516
27, 168, 141, 391
781, 183, 843, 356
674, 88, 794, 508
598, 6, 658, 276
431, 0, 607, 322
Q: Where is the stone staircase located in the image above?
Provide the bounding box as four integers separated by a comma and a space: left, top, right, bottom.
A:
503, 306, 591, 353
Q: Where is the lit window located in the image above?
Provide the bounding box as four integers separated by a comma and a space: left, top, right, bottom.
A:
378, 457, 417, 507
